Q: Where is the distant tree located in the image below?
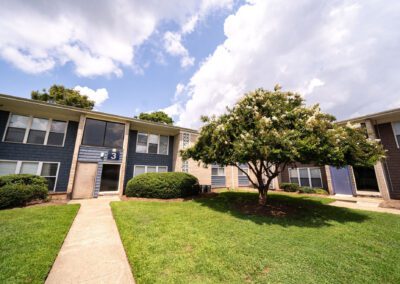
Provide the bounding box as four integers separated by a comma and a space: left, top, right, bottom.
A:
31, 85, 95, 110
137, 111, 174, 125
181, 86, 385, 205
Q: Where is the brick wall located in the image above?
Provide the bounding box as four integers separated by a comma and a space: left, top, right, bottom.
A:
0, 110, 78, 192
375, 123, 400, 199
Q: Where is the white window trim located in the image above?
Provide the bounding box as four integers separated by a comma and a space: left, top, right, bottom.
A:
2, 113, 68, 147
0, 159, 60, 192
288, 167, 323, 188
211, 165, 225, 177
391, 121, 400, 148
133, 165, 168, 176
136, 132, 169, 155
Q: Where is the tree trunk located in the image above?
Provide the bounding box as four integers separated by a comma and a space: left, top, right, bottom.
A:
258, 189, 267, 206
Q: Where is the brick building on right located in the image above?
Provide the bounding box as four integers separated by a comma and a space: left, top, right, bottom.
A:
280, 108, 400, 200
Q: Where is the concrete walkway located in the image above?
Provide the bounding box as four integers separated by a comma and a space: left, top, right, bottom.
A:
329, 197, 400, 215
46, 196, 135, 284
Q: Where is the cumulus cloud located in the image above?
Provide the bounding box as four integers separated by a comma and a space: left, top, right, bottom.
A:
162, 0, 233, 68
74, 85, 109, 107
0, 0, 232, 77
171, 0, 400, 128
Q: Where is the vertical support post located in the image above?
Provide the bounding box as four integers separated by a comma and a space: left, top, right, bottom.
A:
365, 119, 391, 200
67, 114, 86, 199
118, 122, 130, 196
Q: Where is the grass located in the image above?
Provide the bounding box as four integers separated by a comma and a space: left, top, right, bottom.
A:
111, 191, 400, 284
0, 204, 80, 283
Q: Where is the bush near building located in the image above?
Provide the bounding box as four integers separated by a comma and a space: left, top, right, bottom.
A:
0, 174, 48, 209
126, 172, 200, 199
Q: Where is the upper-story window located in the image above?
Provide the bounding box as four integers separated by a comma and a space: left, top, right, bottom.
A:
136, 133, 169, 155
82, 118, 124, 148
393, 122, 400, 147
3, 114, 67, 146
211, 165, 225, 176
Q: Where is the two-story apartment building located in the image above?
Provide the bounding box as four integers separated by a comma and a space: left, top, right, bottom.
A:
0, 93, 259, 199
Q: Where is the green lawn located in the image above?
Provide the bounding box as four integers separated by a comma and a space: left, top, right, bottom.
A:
0, 204, 80, 283
112, 191, 400, 284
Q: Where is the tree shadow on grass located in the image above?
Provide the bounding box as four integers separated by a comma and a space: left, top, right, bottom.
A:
191, 191, 370, 228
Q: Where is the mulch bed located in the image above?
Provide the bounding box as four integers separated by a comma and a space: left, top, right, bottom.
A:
232, 200, 298, 217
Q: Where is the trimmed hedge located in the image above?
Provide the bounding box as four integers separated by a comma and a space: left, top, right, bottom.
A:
0, 174, 48, 209
126, 172, 200, 199
298, 187, 328, 195
280, 183, 300, 192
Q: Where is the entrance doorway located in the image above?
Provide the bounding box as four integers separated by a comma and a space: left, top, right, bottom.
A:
353, 166, 379, 192
100, 164, 120, 192
330, 166, 354, 195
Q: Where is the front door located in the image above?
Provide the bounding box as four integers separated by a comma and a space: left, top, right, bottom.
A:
330, 166, 354, 195
72, 162, 98, 199
100, 164, 120, 192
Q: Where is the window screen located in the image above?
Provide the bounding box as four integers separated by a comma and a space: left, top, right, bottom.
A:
47, 120, 67, 146
136, 133, 148, 153
0, 161, 17, 175
159, 136, 169, 154
148, 135, 159, 154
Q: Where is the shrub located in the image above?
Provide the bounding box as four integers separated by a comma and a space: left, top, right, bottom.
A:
0, 174, 48, 209
280, 183, 300, 192
126, 172, 200, 199
298, 187, 329, 195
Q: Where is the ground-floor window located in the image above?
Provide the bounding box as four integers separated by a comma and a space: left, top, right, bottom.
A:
0, 160, 59, 191
134, 165, 168, 176
289, 167, 323, 188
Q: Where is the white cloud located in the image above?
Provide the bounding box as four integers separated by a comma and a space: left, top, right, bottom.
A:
74, 85, 109, 107
172, 0, 400, 128
174, 83, 186, 100
163, 32, 195, 68
163, 0, 233, 68
0, 0, 232, 77
160, 103, 184, 117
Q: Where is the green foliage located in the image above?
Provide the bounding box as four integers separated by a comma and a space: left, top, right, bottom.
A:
112, 191, 400, 283
126, 172, 200, 199
0, 174, 48, 209
137, 111, 174, 125
181, 87, 385, 204
280, 183, 300, 192
0, 204, 79, 283
31, 84, 95, 109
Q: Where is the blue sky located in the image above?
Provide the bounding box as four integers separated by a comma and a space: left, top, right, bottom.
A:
1, 0, 399, 128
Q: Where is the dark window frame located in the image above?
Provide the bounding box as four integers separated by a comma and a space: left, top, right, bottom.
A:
82, 118, 125, 148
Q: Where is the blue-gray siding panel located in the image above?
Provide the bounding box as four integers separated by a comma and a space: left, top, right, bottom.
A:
212, 176, 226, 187
124, 130, 174, 190
0, 110, 78, 192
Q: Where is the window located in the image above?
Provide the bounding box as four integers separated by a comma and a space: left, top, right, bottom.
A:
211, 165, 225, 176
148, 134, 159, 154
289, 167, 323, 188
3, 113, 67, 146
82, 119, 125, 148
4, 114, 29, 142
48, 120, 67, 146
393, 122, 400, 147
182, 132, 190, 148
182, 160, 189, 173
0, 160, 59, 191
159, 136, 169, 155
27, 118, 48, 144
238, 163, 248, 176
134, 165, 168, 176
136, 133, 169, 155
0, 161, 17, 175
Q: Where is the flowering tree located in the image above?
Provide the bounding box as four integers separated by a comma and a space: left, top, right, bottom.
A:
181, 86, 385, 205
